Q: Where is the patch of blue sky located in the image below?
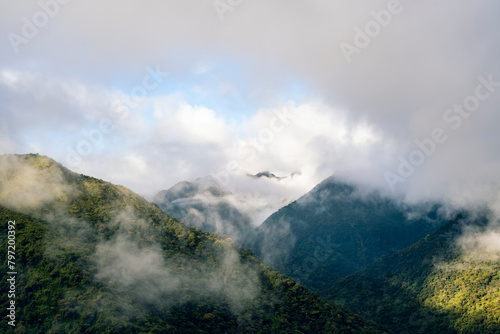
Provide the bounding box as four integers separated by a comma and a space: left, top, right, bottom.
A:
110, 58, 312, 130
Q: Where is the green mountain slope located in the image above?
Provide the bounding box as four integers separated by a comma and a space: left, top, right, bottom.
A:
0, 154, 384, 333
325, 213, 500, 333
245, 177, 443, 292
153, 177, 253, 243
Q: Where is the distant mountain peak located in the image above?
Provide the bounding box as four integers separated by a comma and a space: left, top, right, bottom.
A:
158, 176, 232, 201
153, 175, 253, 242
247, 170, 301, 181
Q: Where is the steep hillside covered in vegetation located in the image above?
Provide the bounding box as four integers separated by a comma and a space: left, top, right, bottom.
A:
245, 177, 443, 292
0, 154, 384, 333
326, 213, 500, 334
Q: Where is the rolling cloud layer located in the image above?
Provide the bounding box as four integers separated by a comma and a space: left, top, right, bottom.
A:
1, 1, 499, 225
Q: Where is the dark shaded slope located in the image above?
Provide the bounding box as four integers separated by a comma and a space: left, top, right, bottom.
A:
246, 177, 443, 292
325, 213, 500, 334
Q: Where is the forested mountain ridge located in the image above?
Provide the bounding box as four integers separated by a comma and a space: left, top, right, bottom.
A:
0, 154, 385, 333
325, 212, 500, 333
245, 176, 443, 292
153, 177, 253, 243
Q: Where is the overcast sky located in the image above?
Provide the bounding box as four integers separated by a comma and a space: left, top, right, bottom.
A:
1, 0, 499, 216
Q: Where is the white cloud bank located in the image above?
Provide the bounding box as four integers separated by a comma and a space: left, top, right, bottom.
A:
1, 1, 500, 224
